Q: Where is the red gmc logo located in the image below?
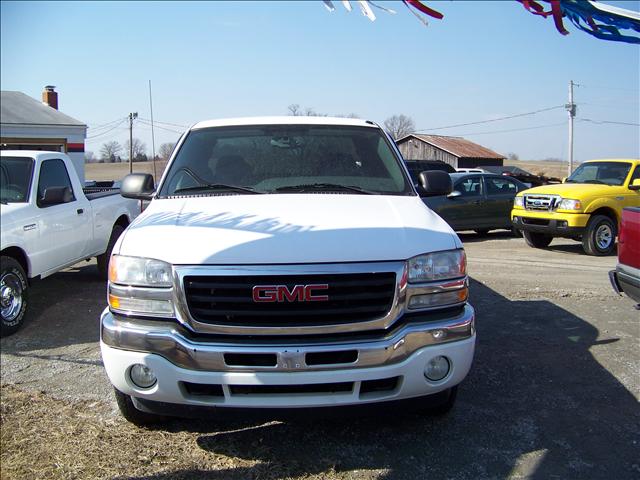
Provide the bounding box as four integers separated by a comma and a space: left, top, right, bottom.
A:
252, 284, 329, 303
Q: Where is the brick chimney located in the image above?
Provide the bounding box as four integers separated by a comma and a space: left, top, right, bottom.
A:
42, 85, 58, 110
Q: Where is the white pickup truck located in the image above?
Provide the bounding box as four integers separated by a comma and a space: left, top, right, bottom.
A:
100, 117, 476, 424
1, 151, 139, 335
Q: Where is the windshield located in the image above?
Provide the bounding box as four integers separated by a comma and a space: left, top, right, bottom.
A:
0, 156, 34, 203
159, 125, 412, 197
566, 161, 631, 186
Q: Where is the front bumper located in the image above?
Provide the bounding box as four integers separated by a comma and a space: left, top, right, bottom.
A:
100, 305, 475, 409
512, 210, 589, 238
609, 265, 640, 305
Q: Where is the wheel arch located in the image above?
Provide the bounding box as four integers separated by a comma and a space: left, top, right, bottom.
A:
589, 207, 619, 227
1, 247, 30, 278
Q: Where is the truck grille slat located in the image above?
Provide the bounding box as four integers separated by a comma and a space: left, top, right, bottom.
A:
524, 194, 560, 211
184, 273, 396, 326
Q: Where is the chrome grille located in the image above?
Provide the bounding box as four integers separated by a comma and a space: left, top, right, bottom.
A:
524, 194, 560, 211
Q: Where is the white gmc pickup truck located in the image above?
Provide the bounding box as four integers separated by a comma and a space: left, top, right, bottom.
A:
100, 117, 476, 424
1, 151, 139, 335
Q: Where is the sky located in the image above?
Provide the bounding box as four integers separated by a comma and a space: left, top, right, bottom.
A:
1, 0, 639, 162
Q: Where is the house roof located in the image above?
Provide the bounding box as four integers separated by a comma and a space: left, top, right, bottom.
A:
0, 91, 86, 127
398, 134, 504, 159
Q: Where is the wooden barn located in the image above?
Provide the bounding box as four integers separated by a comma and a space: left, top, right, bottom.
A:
396, 134, 505, 169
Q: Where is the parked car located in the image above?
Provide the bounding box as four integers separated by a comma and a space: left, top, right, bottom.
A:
0, 151, 140, 335
455, 168, 486, 173
481, 165, 561, 188
100, 116, 476, 425
421, 173, 529, 234
512, 159, 640, 255
609, 207, 640, 308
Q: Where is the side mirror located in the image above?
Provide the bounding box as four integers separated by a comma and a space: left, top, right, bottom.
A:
629, 179, 640, 191
40, 186, 72, 206
418, 170, 453, 197
447, 190, 462, 199
121, 173, 155, 200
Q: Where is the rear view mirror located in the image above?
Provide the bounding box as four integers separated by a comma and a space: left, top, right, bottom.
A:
447, 190, 462, 199
121, 173, 155, 200
418, 170, 453, 197
40, 186, 72, 206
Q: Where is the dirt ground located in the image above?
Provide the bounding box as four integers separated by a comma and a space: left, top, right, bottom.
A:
1, 232, 638, 480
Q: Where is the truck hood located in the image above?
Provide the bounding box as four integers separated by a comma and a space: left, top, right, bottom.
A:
520, 183, 620, 198
117, 194, 460, 265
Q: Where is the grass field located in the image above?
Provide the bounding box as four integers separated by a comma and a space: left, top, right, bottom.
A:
85, 159, 570, 183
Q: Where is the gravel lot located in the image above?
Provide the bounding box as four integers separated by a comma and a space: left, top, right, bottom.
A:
1, 232, 638, 479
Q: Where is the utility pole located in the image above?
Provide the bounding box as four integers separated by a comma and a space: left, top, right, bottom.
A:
566, 80, 577, 177
128, 112, 138, 174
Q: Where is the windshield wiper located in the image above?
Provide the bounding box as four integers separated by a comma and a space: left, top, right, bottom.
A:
582, 180, 607, 185
274, 183, 374, 194
172, 184, 264, 195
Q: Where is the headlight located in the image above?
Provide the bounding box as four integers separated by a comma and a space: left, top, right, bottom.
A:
557, 198, 582, 211
108, 255, 174, 317
513, 196, 524, 208
407, 249, 466, 284
108, 255, 172, 287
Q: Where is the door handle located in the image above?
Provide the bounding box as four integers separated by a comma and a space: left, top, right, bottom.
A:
77, 208, 84, 215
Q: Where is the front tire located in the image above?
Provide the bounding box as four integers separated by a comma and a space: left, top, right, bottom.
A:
0, 256, 28, 336
97, 224, 125, 279
582, 215, 616, 256
523, 230, 552, 248
114, 388, 163, 426
423, 386, 458, 416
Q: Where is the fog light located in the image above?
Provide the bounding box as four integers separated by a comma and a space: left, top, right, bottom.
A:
424, 356, 450, 381
130, 364, 157, 389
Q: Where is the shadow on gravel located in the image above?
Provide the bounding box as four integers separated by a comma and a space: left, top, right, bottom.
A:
116, 279, 639, 480
0, 262, 105, 359
457, 230, 516, 243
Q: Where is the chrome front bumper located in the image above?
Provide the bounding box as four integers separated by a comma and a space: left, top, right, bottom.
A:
101, 304, 475, 373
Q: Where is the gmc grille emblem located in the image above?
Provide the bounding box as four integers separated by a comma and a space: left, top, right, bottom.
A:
252, 284, 329, 303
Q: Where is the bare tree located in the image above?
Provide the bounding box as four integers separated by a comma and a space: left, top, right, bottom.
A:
100, 141, 122, 163
158, 142, 175, 161
507, 152, 520, 161
384, 114, 416, 140
84, 151, 95, 163
125, 138, 147, 161
288, 104, 302, 116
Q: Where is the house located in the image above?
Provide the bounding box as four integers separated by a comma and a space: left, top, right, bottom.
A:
396, 134, 505, 170
1, 86, 87, 181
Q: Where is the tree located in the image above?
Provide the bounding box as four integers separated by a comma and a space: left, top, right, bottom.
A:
124, 138, 147, 161
507, 152, 520, 161
100, 141, 122, 163
158, 142, 175, 161
384, 114, 416, 140
84, 151, 95, 163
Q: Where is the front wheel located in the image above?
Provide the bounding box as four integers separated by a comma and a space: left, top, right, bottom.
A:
1, 256, 28, 336
582, 215, 616, 256
97, 224, 125, 279
523, 230, 552, 248
114, 388, 163, 427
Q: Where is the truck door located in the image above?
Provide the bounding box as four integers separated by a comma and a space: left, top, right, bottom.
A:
438, 175, 486, 230
483, 176, 521, 229
32, 159, 92, 275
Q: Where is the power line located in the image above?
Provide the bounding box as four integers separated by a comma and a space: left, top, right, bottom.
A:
579, 118, 640, 126
138, 117, 188, 128
88, 116, 128, 131
86, 119, 128, 139
137, 118, 184, 133
414, 105, 565, 132
450, 122, 566, 137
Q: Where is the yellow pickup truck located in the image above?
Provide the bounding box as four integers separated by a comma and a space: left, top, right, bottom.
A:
511, 159, 640, 256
